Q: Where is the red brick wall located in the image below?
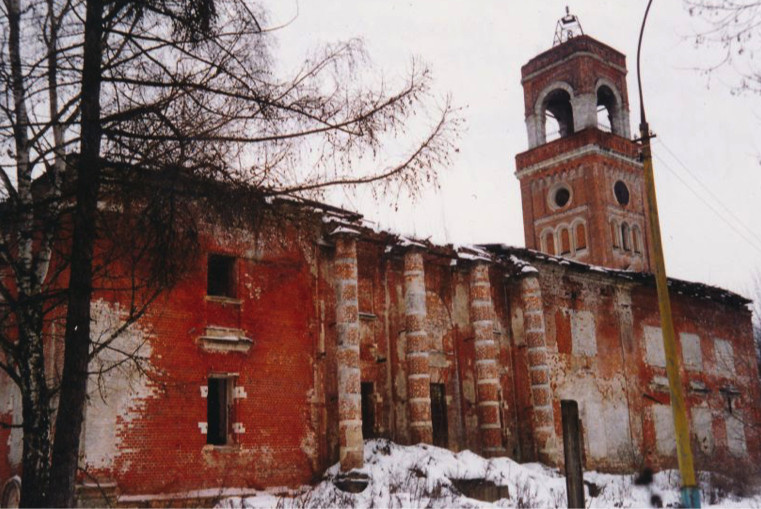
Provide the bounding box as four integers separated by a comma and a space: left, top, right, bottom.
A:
82, 217, 324, 496
532, 260, 761, 473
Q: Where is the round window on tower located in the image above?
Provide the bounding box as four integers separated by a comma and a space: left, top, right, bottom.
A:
614, 180, 630, 206
550, 184, 572, 209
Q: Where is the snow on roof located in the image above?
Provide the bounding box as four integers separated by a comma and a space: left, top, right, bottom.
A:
329, 226, 362, 237
507, 254, 539, 275
455, 245, 492, 262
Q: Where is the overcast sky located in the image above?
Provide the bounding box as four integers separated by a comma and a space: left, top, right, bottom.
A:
261, 1, 761, 299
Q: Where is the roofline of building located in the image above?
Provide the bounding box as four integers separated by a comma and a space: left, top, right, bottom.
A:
293, 195, 751, 309
481, 244, 752, 309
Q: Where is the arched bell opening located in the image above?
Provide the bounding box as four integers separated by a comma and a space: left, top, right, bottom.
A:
596, 84, 621, 136
544, 89, 575, 142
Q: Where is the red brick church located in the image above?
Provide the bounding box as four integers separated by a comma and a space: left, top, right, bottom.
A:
0, 28, 758, 507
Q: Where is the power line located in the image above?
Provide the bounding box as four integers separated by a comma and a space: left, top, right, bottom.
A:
655, 137, 761, 248
652, 151, 761, 257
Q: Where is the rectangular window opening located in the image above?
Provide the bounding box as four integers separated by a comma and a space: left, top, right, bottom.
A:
207, 377, 233, 445
207, 254, 236, 298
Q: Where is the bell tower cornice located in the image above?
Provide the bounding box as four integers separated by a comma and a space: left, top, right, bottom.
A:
515, 128, 641, 179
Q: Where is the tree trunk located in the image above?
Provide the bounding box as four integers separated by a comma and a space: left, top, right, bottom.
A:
17, 311, 51, 508
47, 0, 104, 505
20, 393, 51, 508
19, 398, 50, 506
7, 0, 55, 505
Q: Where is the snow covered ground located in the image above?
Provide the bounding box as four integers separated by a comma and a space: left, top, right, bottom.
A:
219, 439, 761, 508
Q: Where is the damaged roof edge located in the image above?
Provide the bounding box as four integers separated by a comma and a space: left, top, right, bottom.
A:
284, 197, 749, 310
481, 244, 752, 310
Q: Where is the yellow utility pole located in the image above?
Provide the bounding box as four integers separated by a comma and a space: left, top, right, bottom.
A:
636, 1, 701, 507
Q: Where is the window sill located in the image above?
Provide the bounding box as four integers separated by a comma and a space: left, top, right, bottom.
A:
202, 444, 241, 453
689, 380, 710, 394
205, 295, 242, 305
198, 327, 253, 353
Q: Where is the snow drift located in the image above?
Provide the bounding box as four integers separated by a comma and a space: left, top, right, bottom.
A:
219, 439, 760, 508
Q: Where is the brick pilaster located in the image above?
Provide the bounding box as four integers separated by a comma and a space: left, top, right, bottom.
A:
520, 275, 559, 464
469, 263, 505, 455
333, 234, 363, 470
403, 249, 432, 444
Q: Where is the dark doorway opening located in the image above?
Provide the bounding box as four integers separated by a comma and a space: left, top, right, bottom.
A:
207, 377, 230, 445
430, 383, 449, 448
361, 382, 376, 439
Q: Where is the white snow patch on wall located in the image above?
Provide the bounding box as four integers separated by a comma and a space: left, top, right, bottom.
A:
653, 404, 676, 456
83, 300, 158, 472
570, 310, 596, 356
644, 326, 666, 368
680, 333, 702, 371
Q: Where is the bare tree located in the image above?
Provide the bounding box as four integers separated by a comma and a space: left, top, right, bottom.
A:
685, 0, 761, 91
685, 0, 761, 377
0, 0, 460, 505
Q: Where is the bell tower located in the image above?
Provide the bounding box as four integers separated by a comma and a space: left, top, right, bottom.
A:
515, 16, 651, 272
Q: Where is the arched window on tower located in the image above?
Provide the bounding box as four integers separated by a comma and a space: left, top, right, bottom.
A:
611, 219, 620, 249
543, 230, 556, 256
632, 225, 642, 254
575, 222, 587, 251
621, 222, 631, 251
596, 85, 620, 135
559, 227, 571, 255
544, 89, 575, 142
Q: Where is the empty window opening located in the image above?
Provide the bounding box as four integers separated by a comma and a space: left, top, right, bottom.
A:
621, 222, 631, 251
207, 377, 233, 445
361, 382, 376, 439
596, 85, 619, 135
208, 254, 236, 298
611, 220, 620, 249
560, 228, 571, 255
430, 383, 449, 448
614, 180, 630, 206
575, 223, 587, 251
543, 231, 556, 256
544, 89, 574, 142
